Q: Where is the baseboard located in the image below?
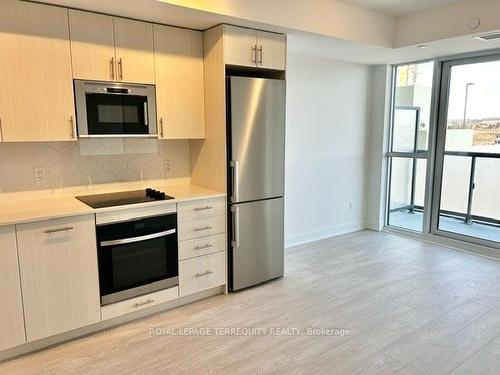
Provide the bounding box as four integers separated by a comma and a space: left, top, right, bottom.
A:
285, 221, 366, 248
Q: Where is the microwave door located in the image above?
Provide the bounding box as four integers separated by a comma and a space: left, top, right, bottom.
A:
85, 93, 149, 135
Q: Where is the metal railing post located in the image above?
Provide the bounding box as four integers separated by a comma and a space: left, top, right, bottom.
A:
465, 156, 476, 224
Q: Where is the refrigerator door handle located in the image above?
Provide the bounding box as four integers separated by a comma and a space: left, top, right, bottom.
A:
231, 206, 240, 248
230, 160, 239, 203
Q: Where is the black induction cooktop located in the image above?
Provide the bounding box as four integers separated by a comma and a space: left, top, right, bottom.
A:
76, 188, 174, 209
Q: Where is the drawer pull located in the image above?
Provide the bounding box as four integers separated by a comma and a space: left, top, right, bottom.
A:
194, 206, 213, 211
133, 299, 155, 308
45, 226, 74, 234
195, 270, 213, 278
195, 244, 213, 250
194, 226, 212, 232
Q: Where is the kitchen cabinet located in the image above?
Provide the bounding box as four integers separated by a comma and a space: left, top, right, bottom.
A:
154, 25, 205, 139
69, 12, 155, 84
0, 0, 76, 142
69, 10, 116, 81
113, 17, 155, 84
256, 31, 287, 70
179, 251, 225, 297
101, 287, 178, 321
223, 25, 259, 68
0, 226, 26, 351
16, 215, 101, 342
223, 25, 286, 70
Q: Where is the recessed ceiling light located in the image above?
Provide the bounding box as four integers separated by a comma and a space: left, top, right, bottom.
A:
417, 44, 427, 49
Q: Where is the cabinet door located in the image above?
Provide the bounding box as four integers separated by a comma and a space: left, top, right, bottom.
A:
17, 215, 100, 342
0, 0, 76, 142
154, 25, 205, 139
257, 31, 286, 70
223, 25, 257, 68
113, 17, 155, 84
69, 10, 116, 81
0, 226, 26, 351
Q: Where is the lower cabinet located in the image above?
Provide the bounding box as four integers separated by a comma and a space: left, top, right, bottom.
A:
101, 287, 179, 321
179, 251, 225, 297
0, 226, 26, 351
16, 215, 101, 342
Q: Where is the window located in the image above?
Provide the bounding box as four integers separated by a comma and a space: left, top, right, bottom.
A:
386, 55, 500, 248
387, 61, 434, 232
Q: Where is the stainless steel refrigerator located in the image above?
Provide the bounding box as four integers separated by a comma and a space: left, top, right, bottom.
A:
227, 76, 286, 291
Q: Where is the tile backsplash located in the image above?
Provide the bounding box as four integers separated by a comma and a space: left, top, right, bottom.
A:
0, 138, 190, 192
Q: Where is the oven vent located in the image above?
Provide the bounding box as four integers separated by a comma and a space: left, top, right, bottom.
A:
476, 32, 500, 41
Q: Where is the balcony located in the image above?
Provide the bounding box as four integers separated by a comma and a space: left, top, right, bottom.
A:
388, 151, 500, 244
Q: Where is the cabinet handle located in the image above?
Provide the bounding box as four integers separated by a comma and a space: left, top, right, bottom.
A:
159, 117, 164, 138
194, 226, 212, 232
0, 116, 3, 141
195, 244, 213, 251
118, 58, 123, 81
194, 206, 213, 211
251, 45, 257, 65
45, 226, 74, 234
109, 57, 115, 80
195, 270, 213, 278
258, 45, 263, 66
133, 299, 155, 308
70, 116, 75, 140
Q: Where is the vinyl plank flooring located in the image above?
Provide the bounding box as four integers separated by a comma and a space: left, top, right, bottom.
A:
2, 230, 500, 375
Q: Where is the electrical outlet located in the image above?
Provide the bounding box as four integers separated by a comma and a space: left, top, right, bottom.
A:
33, 167, 48, 184
165, 160, 172, 174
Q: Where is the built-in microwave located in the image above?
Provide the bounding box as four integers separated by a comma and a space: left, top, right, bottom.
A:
74, 80, 157, 137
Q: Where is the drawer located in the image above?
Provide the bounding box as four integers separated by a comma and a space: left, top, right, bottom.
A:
178, 197, 225, 222
96, 203, 176, 225
179, 233, 226, 260
179, 215, 225, 240
101, 287, 179, 321
179, 251, 225, 297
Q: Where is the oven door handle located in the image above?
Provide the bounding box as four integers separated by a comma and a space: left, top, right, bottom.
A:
100, 229, 176, 247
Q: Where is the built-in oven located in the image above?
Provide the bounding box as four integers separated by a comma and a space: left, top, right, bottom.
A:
74, 80, 157, 137
96, 213, 178, 305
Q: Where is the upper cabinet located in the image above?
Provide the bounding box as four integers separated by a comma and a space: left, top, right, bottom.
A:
69, 11, 155, 84
223, 25, 259, 68
69, 10, 116, 81
256, 31, 287, 71
223, 25, 286, 70
0, 0, 76, 142
154, 25, 205, 139
113, 18, 155, 84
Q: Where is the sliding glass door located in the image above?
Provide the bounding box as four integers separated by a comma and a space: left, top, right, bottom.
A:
432, 55, 500, 247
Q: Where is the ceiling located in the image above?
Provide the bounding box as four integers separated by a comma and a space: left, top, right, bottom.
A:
338, 0, 465, 16
287, 29, 500, 65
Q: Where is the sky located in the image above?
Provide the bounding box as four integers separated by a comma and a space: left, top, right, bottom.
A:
409, 59, 500, 121
447, 60, 500, 121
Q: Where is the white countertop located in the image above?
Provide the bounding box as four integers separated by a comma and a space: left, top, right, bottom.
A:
0, 184, 225, 227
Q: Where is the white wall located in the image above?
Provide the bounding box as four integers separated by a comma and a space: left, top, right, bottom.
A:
365, 65, 392, 231
284, 44, 373, 247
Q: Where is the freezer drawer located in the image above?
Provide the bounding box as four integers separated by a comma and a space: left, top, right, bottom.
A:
230, 198, 284, 291
229, 76, 285, 203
